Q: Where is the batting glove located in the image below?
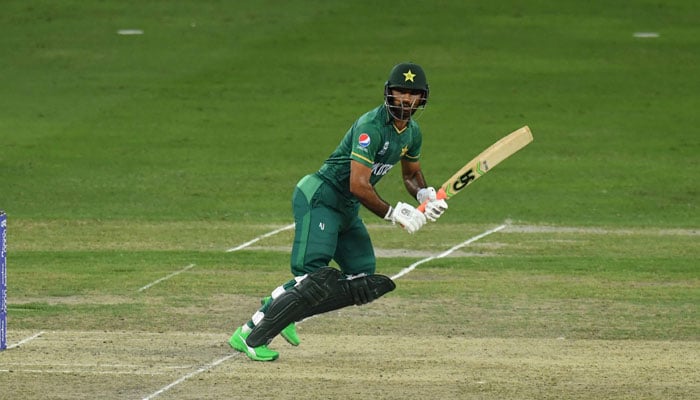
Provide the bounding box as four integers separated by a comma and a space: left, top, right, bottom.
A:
385, 202, 427, 234
416, 187, 448, 222
416, 187, 437, 204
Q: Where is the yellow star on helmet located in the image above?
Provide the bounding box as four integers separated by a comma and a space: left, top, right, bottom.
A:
403, 69, 416, 82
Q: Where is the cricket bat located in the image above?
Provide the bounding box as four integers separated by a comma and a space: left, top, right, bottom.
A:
418, 126, 533, 212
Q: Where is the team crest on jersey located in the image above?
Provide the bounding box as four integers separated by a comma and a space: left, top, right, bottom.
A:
358, 133, 371, 148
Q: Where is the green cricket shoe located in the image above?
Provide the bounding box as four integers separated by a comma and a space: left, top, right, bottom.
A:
228, 326, 279, 362
261, 296, 301, 346
281, 322, 300, 346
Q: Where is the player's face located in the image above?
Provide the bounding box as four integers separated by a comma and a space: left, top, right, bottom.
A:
390, 88, 422, 108
389, 88, 424, 120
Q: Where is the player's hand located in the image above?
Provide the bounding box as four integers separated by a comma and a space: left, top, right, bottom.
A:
385, 202, 426, 234
416, 187, 437, 204
417, 187, 448, 222
424, 199, 448, 222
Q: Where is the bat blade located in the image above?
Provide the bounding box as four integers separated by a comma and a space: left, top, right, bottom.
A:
418, 126, 533, 212
442, 126, 532, 199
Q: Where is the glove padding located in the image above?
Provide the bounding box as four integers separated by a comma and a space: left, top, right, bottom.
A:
385, 201, 426, 234
416, 187, 448, 222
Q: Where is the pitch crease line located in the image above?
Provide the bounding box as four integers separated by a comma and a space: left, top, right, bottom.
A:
141, 353, 237, 400
301, 224, 507, 325
226, 223, 295, 252
138, 264, 195, 292
6, 331, 45, 350
391, 224, 507, 280
0, 368, 171, 376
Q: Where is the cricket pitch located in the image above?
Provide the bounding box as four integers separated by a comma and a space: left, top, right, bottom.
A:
1, 324, 697, 400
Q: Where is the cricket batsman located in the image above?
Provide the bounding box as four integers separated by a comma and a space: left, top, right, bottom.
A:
229, 62, 448, 361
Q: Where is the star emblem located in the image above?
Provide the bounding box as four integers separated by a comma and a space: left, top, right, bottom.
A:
403, 69, 416, 82
400, 146, 409, 156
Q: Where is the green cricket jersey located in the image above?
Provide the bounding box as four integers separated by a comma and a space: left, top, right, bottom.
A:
317, 105, 423, 200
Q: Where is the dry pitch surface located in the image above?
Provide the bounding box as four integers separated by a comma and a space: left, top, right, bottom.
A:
1, 322, 697, 399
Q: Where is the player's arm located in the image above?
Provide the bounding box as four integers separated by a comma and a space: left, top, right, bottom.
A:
401, 159, 427, 199
349, 160, 391, 218
349, 160, 426, 233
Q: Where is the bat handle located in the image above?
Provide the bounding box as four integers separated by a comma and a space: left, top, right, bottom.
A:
416, 188, 447, 213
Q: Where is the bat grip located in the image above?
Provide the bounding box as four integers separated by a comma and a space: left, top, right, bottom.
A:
416, 188, 447, 213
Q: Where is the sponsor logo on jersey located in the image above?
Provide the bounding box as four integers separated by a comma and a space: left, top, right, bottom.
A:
358, 133, 371, 148
371, 162, 394, 176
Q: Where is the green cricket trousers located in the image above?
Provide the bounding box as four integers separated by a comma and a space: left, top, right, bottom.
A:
291, 173, 376, 277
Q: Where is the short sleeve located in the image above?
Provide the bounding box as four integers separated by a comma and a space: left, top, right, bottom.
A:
350, 124, 382, 167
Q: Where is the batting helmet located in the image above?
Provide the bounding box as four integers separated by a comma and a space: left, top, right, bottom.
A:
384, 62, 429, 120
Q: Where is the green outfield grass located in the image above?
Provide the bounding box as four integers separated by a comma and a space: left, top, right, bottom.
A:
1, 0, 697, 225
0, 1, 698, 399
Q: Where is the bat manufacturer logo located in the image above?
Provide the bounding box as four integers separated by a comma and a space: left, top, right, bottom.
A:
453, 169, 476, 192
476, 160, 489, 175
